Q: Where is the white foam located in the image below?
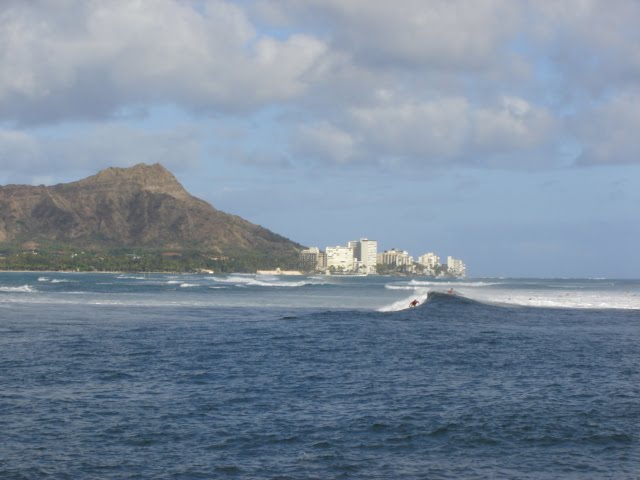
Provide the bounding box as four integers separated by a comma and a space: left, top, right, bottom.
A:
1, 275, 637, 312
378, 288, 431, 312
211, 275, 319, 288
407, 280, 501, 288
468, 289, 640, 310
0, 285, 37, 293
37, 277, 72, 284
385, 280, 500, 294
381, 280, 640, 311
385, 285, 420, 291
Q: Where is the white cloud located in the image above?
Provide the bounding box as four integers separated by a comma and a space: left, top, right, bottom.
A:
2, 0, 640, 172
258, 0, 520, 71
294, 122, 358, 164
573, 90, 640, 166
472, 97, 557, 153
0, 0, 328, 124
350, 97, 470, 161
530, 0, 640, 97
292, 95, 558, 168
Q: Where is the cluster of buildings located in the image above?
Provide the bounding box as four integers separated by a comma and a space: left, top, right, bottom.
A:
299, 238, 466, 277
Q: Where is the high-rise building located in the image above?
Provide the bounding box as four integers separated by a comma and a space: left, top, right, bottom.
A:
317, 251, 327, 270
299, 247, 321, 272
359, 239, 378, 274
349, 238, 378, 274
418, 252, 440, 274
377, 249, 413, 267
447, 256, 466, 277
326, 245, 355, 272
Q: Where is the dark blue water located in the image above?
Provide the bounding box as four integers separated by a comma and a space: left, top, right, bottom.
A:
1, 292, 639, 479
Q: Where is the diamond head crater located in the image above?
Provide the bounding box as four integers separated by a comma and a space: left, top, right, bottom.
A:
0, 163, 303, 272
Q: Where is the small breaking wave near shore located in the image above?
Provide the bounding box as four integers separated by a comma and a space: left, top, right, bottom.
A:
210, 274, 329, 288
0, 284, 37, 293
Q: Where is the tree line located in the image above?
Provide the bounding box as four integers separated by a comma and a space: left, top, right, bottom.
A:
0, 247, 301, 273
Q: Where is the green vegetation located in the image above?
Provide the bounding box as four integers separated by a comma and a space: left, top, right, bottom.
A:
375, 263, 402, 275
0, 246, 301, 273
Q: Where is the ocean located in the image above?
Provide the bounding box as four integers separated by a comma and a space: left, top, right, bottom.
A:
1, 273, 639, 479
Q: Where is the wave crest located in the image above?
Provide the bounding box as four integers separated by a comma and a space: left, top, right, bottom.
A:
378, 288, 431, 312
211, 275, 324, 288
0, 285, 37, 293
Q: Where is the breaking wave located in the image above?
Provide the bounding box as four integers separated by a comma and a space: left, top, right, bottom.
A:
211, 275, 325, 288
0, 285, 37, 293
379, 287, 640, 312
378, 288, 431, 312
379, 290, 483, 312
399, 280, 500, 288
38, 277, 72, 283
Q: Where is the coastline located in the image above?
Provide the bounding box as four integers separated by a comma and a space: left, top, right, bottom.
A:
0, 269, 189, 275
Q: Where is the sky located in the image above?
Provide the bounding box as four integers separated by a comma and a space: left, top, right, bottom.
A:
1, 0, 639, 278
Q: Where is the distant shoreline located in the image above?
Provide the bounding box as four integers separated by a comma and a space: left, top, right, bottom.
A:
0, 269, 186, 275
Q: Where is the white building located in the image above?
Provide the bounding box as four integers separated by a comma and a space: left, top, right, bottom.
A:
418, 252, 441, 274
349, 238, 378, 274
378, 249, 414, 268
447, 256, 466, 277
359, 239, 378, 274
326, 245, 355, 273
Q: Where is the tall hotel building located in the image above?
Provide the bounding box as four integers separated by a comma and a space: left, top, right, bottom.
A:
299, 247, 327, 272
326, 245, 356, 272
352, 239, 378, 274
418, 252, 441, 274
447, 256, 466, 277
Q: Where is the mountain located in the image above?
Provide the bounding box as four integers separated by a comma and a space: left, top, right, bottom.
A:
0, 163, 303, 258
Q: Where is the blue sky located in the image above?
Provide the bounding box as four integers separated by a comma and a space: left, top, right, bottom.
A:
1, 0, 639, 277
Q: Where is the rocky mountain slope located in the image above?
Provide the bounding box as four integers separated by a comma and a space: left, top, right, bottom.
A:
0, 163, 302, 257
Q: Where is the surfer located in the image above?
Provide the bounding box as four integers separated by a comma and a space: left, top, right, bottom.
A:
409, 299, 419, 308
447, 288, 455, 295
